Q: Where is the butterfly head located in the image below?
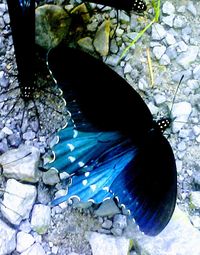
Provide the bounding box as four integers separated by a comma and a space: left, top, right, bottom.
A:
132, 0, 147, 13
156, 118, 171, 133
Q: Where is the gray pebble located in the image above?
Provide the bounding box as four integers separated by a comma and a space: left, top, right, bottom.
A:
22, 130, 36, 140
151, 23, 166, 40
162, 1, 175, 14
42, 169, 60, 186
187, 1, 197, 16
124, 63, 132, 74
174, 15, 187, 28
177, 46, 199, 69
94, 199, 120, 216
165, 45, 177, 60
162, 15, 175, 27
187, 79, 199, 90
177, 141, 186, 152
0, 3, 7, 13
3, 13, 10, 24
177, 6, 186, 13
113, 214, 127, 229
165, 33, 176, 45
138, 78, 148, 91
111, 227, 123, 236
176, 41, 188, 52
153, 45, 166, 60
0, 71, 8, 87
172, 70, 192, 82
159, 54, 170, 65
190, 191, 200, 209
102, 219, 113, 229
154, 94, 167, 105
182, 26, 192, 35
0, 138, 8, 153
7, 133, 22, 147
193, 65, 200, 80
119, 11, 130, 23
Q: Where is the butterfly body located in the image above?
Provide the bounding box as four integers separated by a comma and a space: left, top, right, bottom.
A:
47, 45, 177, 236
82, 0, 147, 13
7, 0, 35, 101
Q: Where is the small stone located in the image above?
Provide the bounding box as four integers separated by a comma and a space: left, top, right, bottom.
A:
31, 204, 51, 234
190, 191, 200, 209
171, 102, 192, 133
0, 70, 8, 87
86, 232, 131, 255
165, 33, 176, 45
162, 1, 175, 14
166, 45, 177, 60
7, 132, 22, 147
113, 214, 127, 229
16, 232, 35, 253
2, 126, 13, 135
193, 126, 200, 136
42, 168, 60, 185
138, 78, 148, 91
154, 94, 167, 105
93, 20, 110, 56
21, 243, 46, 255
162, 15, 175, 27
1, 179, 37, 225
3, 13, 10, 24
177, 6, 186, 13
193, 65, 200, 80
0, 3, 6, 13
36, 4, 71, 49
151, 23, 166, 40
22, 130, 36, 140
102, 219, 113, 229
111, 227, 123, 236
77, 37, 94, 53
0, 145, 40, 182
124, 63, 132, 74
19, 220, 32, 233
105, 55, 120, 67
177, 46, 199, 69
191, 215, 200, 230
187, 1, 197, 16
174, 15, 187, 28
159, 54, 170, 65
119, 11, 130, 23
177, 141, 186, 151
0, 219, 16, 255
176, 41, 188, 52
94, 199, 120, 217
153, 45, 166, 60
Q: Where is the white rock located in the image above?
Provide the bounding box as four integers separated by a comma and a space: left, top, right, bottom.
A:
21, 243, 46, 255
31, 204, 51, 234
162, 14, 175, 27
86, 232, 131, 255
16, 231, 35, 253
171, 102, 192, 133
2, 126, 13, 135
153, 45, 166, 60
190, 191, 200, 209
1, 179, 37, 225
162, 1, 175, 14
154, 94, 166, 105
151, 23, 166, 40
124, 206, 200, 255
177, 46, 199, 69
0, 219, 16, 255
94, 199, 120, 216
0, 145, 40, 182
159, 54, 170, 65
165, 33, 176, 45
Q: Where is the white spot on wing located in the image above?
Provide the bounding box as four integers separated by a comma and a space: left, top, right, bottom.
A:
73, 130, 78, 138
90, 184, 96, 191
68, 156, 76, 162
82, 180, 87, 186
102, 186, 109, 192
78, 161, 84, 167
67, 143, 75, 151
85, 172, 90, 177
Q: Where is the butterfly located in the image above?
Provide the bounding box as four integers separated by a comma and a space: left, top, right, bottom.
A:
82, 0, 147, 13
46, 44, 177, 236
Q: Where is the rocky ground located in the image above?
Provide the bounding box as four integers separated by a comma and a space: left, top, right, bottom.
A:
0, 0, 200, 254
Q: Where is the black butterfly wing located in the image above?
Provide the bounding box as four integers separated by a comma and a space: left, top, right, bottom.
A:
47, 44, 153, 139
7, 0, 35, 99
110, 131, 177, 236
47, 45, 177, 236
